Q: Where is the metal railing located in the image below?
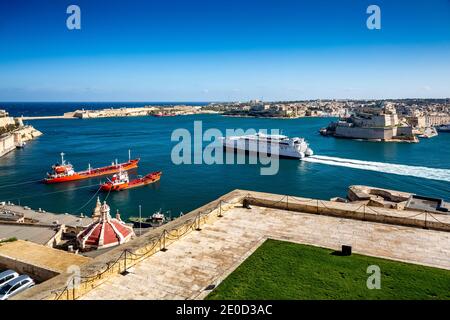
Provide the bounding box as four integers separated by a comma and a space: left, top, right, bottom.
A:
50, 198, 236, 300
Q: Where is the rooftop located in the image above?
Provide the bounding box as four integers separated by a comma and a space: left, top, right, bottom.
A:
0, 204, 93, 228
0, 224, 58, 245
0, 240, 91, 276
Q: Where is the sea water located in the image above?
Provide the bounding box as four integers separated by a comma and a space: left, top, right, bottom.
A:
0, 103, 449, 220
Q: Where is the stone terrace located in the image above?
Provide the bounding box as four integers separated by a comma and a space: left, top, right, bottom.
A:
81, 204, 450, 300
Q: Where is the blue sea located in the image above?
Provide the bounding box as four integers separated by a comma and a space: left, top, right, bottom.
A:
0, 102, 449, 220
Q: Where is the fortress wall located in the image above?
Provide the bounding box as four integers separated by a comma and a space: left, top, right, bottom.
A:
0, 117, 16, 129
0, 134, 16, 157
335, 126, 395, 140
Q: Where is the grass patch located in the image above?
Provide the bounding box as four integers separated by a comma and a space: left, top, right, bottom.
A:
0, 237, 17, 245
206, 239, 450, 300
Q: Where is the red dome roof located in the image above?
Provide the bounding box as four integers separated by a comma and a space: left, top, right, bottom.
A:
77, 201, 134, 250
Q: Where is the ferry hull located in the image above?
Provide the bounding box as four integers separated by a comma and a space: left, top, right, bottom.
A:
223, 146, 304, 159
43, 159, 140, 184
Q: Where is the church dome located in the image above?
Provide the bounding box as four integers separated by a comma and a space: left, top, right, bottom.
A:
77, 200, 134, 250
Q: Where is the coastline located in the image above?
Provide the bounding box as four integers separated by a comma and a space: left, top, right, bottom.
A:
20, 106, 220, 120
222, 114, 334, 120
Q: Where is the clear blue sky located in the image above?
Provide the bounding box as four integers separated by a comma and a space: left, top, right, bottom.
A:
0, 0, 449, 102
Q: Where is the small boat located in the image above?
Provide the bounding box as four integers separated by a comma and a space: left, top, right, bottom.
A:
418, 127, 438, 138
16, 141, 26, 149
437, 124, 450, 132
100, 169, 162, 192
43, 152, 139, 184
129, 210, 167, 228
151, 211, 165, 223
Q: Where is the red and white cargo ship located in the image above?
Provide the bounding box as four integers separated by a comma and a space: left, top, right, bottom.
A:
43, 152, 140, 184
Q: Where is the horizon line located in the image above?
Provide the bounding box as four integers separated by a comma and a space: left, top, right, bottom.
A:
1, 97, 450, 104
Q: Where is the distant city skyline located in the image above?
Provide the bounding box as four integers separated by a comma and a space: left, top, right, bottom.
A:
0, 0, 449, 102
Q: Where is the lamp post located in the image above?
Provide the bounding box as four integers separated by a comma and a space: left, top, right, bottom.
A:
139, 205, 142, 236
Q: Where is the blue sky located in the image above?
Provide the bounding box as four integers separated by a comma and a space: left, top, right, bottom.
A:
0, 0, 449, 102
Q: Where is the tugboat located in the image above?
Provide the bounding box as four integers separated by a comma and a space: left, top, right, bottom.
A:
43, 152, 140, 184
100, 169, 162, 192
129, 210, 167, 228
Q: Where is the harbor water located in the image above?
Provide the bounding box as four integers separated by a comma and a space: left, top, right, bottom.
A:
0, 103, 449, 220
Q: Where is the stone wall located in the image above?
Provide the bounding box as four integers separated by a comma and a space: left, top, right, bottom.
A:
0, 134, 15, 157
244, 191, 450, 232
335, 126, 395, 140
0, 122, 42, 158
335, 126, 414, 141
13, 125, 42, 144
0, 255, 59, 283
396, 126, 414, 136
0, 117, 16, 129
0, 240, 91, 283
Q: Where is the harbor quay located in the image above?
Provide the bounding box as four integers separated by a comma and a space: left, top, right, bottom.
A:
11, 189, 450, 300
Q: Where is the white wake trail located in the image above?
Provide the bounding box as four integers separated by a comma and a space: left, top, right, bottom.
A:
302, 155, 450, 183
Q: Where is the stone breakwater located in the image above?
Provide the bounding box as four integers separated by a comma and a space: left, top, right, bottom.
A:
20, 105, 219, 120
71, 105, 217, 119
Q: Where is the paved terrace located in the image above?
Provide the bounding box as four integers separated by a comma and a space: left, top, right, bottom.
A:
81, 201, 450, 300
14, 190, 450, 300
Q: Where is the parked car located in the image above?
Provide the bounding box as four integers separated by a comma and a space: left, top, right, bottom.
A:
0, 270, 19, 287
0, 275, 35, 300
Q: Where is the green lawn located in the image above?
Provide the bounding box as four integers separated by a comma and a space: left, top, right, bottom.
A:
206, 239, 450, 300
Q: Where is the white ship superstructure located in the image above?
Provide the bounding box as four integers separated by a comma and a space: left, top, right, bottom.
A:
221, 132, 313, 159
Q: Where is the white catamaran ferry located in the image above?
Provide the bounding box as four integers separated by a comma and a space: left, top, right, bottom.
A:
221, 132, 313, 159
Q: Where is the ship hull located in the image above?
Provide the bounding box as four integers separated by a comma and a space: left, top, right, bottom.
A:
43, 159, 140, 184
222, 140, 310, 159
223, 146, 304, 159
100, 171, 161, 192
